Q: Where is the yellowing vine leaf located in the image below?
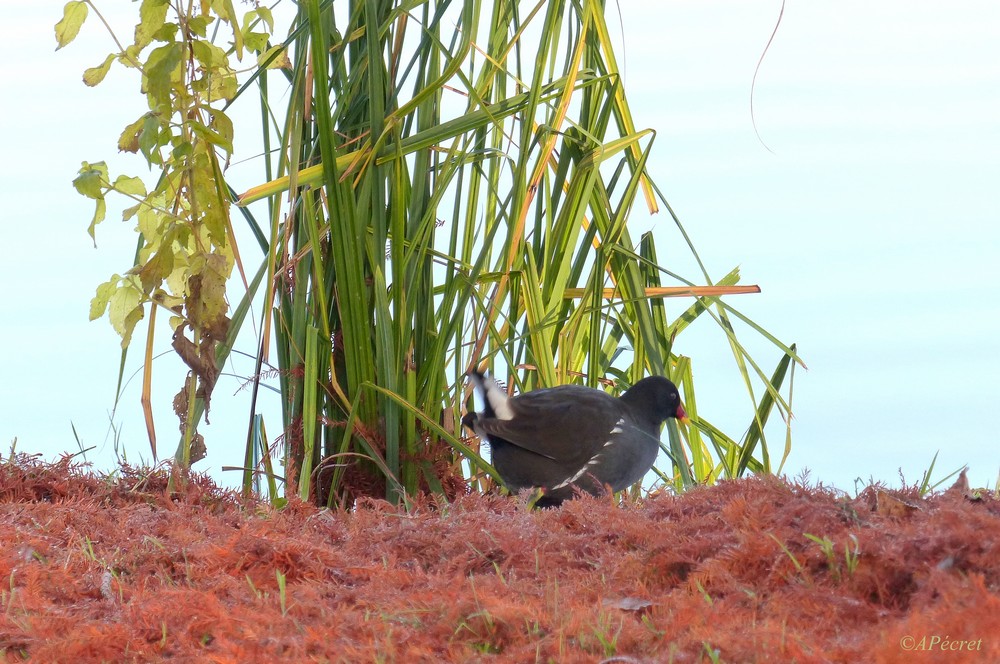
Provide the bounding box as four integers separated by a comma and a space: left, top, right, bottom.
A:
113, 175, 147, 198
108, 281, 144, 347
90, 276, 120, 321
139, 247, 175, 294
191, 40, 228, 68
55, 1, 88, 50
117, 115, 148, 153
144, 43, 183, 108
84, 54, 116, 87
258, 45, 291, 70
72, 161, 108, 199
244, 7, 274, 32
212, 0, 245, 59
190, 121, 233, 154
135, 0, 170, 51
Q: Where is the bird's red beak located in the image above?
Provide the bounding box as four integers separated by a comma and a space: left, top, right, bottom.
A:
677, 404, 690, 426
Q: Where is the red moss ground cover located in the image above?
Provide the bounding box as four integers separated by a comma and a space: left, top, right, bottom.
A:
1, 455, 997, 663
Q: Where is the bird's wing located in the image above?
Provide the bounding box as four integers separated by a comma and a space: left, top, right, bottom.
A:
474, 386, 625, 463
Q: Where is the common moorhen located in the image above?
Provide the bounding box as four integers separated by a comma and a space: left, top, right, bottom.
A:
462, 371, 689, 507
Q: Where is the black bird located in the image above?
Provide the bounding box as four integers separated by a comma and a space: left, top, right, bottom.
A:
462, 371, 689, 507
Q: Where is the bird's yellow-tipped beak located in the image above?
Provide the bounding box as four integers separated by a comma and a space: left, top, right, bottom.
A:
677, 404, 690, 426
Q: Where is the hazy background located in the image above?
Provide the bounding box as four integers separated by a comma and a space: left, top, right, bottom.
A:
2, 1, 997, 493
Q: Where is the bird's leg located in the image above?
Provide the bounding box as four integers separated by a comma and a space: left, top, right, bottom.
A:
526, 486, 547, 510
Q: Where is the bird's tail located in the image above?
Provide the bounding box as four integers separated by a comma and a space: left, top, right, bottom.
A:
466, 370, 512, 420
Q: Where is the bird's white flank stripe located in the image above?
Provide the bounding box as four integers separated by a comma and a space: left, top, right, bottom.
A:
552, 452, 602, 490
601, 418, 625, 448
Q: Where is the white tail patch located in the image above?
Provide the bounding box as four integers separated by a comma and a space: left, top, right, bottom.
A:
482, 375, 513, 420
471, 372, 514, 420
